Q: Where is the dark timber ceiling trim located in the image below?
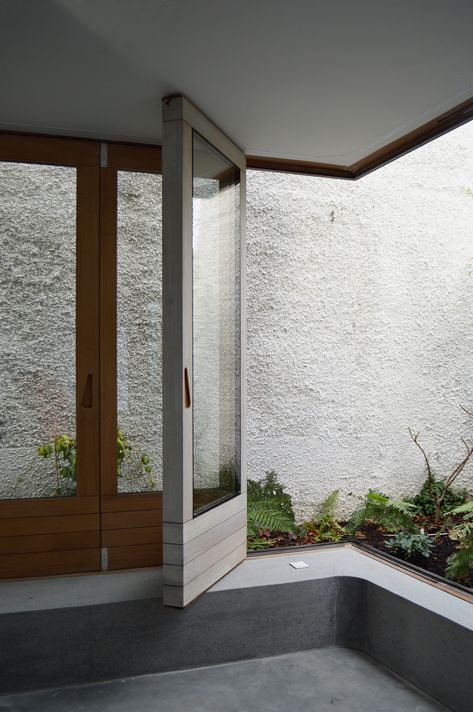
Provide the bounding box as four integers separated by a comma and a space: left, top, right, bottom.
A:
247, 95, 473, 180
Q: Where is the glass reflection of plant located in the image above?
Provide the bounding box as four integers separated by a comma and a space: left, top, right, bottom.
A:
116, 430, 155, 492
38, 431, 155, 496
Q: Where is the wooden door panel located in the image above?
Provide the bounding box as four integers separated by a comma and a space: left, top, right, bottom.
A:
0, 496, 99, 518
0, 549, 100, 579
0, 134, 101, 579
0, 531, 100, 555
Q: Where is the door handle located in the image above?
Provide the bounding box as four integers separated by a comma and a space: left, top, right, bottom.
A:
81, 374, 93, 408
184, 368, 191, 409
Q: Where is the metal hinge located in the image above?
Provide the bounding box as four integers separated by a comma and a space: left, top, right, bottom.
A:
101, 547, 109, 571
100, 143, 108, 168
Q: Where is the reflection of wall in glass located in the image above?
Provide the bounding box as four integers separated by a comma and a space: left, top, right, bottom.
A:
192, 133, 241, 514
117, 171, 162, 493
0, 163, 76, 498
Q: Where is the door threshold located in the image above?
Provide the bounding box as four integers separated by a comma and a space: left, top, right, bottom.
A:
0, 567, 163, 614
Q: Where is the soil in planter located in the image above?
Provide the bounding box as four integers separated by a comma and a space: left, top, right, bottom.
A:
354, 523, 468, 579
252, 518, 473, 590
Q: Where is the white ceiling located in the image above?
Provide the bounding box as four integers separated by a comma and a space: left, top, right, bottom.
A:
1, 0, 473, 166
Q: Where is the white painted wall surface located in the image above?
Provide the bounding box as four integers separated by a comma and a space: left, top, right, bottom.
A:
246, 122, 473, 519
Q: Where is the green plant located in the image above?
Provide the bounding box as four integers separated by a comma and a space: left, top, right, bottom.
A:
247, 470, 294, 517
318, 489, 339, 521
406, 477, 467, 518
445, 539, 473, 581
385, 531, 434, 559
347, 490, 416, 534
38, 430, 154, 495
445, 501, 473, 580
409, 421, 473, 524
247, 500, 296, 537
247, 535, 275, 550
304, 490, 346, 542
247, 471, 296, 542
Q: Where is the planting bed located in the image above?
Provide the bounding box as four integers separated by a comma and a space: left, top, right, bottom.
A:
253, 516, 473, 590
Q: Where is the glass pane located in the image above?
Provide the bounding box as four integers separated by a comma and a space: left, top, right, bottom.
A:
117, 171, 162, 493
0, 163, 76, 498
192, 133, 241, 515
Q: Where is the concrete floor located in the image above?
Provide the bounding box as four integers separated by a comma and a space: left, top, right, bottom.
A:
0, 647, 448, 712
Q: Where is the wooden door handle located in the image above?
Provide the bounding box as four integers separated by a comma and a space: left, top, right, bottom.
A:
184, 368, 191, 409
81, 374, 93, 408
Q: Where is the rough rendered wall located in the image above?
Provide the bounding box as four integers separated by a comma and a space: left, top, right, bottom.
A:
0, 164, 76, 498
247, 122, 473, 519
117, 172, 162, 492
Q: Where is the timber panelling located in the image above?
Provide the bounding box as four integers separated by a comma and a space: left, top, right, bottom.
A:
0, 549, 100, 579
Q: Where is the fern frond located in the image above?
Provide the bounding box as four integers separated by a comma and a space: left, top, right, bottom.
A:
318, 489, 340, 521
447, 501, 473, 517
386, 499, 416, 515
455, 522, 473, 539
347, 506, 369, 534
446, 539, 473, 580
247, 501, 296, 535
347, 493, 416, 534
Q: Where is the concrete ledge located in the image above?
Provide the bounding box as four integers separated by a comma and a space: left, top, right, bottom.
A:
0, 548, 471, 710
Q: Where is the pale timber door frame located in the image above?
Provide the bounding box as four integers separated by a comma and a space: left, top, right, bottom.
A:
162, 96, 247, 607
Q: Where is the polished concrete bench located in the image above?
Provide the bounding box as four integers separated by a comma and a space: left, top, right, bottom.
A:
0, 545, 471, 711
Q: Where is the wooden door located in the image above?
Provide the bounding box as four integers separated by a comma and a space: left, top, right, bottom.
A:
0, 134, 101, 577
162, 96, 247, 607
0, 135, 163, 578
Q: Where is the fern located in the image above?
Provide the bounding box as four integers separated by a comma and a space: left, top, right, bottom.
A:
347, 491, 416, 534
304, 489, 346, 542
448, 501, 473, 517
447, 501, 473, 539
247, 535, 275, 551
318, 489, 340, 521
347, 506, 370, 534
385, 498, 416, 515
247, 500, 296, 537
453, 521, 473, 539
445, 500, 473, 580
446, 539, 473, 580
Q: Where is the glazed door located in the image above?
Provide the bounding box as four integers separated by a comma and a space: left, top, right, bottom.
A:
0, 136, 164, 578
162, 96, 247, 607
0, 135, 101, 577
99, 144, 163, 571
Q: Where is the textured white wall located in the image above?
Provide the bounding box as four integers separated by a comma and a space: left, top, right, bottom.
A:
246, 122, 473, 519
0, 164, 76, 498
117, 171, 162, 492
